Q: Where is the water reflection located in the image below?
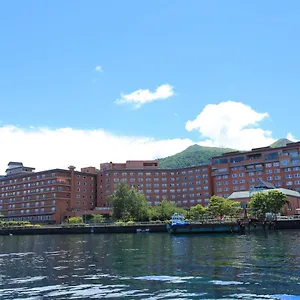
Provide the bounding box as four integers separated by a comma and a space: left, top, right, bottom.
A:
0, 231, 299, 299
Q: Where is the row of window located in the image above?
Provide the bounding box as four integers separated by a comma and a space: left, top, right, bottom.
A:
0, 200, 56, 208
107, 181, 208, 189
0, 179, 67, 191
76, 188, 94, 193
2, 207, 56, 215
76, 175, 94, 180
75, 201, 94, 206
105, 185, 209, 193
0, 194, 59, 202
76, 194, 94, 199
109, 169, 208, 177
1, 173, 57, 185
2, 215, 52, 222
1, 187, 69, 198
281, 159, 300, 166
76, 182, 94, 187
1, 175, 93, 188
146, 199, 209, 205
108, 175, 209, 183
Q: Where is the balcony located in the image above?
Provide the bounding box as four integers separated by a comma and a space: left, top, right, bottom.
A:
211, 168, 229, 176
95, 207, 112, 214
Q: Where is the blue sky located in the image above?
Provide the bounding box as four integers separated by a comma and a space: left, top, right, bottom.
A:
0, 0, 299, 170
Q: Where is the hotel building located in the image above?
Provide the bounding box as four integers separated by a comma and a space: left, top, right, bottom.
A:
1, 141, 300, 223
96, 160, 212, 215
211, 142, 300, 198
0, 162, 97, 224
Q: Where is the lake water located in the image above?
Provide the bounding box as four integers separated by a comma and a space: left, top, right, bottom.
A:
0, 231, 299, 299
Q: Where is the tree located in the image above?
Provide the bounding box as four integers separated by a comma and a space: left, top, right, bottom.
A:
189, 204, 206, 220
127, 189, 150, 221
249, 191, 289, 219
207, 196, 241, 218
108, 181, 130, 221
108, 181, 150, 222
90, 214, 105, 224
68, 217, 83, 224
152, 200, 185, 221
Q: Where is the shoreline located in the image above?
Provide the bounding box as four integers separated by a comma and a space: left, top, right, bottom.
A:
0, 219, 300, 235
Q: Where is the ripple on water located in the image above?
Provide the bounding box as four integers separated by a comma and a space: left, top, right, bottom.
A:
135, 275, 198, 284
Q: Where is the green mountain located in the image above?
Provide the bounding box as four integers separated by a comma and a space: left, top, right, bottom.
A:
159, 138, 297, 169
270, 138, 293, 148
159, 144, 236, 169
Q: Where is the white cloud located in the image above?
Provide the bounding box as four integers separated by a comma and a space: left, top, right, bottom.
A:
186, 100, 293, 150
0, 101, 296, 173
0, 125, 193, 173
95, 65, 103, 72
116, 84, 174, 109
287, 132, 297, 142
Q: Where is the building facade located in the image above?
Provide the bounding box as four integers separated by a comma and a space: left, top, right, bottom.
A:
211, 142, 300, 199
2, 142, 300, 223
228, 181, 300, 215
0, 163, 97, 224
96, 161, 212, 215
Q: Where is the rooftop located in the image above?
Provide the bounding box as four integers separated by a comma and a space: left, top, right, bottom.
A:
228, 188, 300, 200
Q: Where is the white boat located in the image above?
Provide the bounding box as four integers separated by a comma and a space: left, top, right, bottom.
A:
171, 213, 189, 226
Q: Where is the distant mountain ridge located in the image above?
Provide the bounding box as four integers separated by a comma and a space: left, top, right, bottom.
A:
159, 138, 295, 169
159, 144, 236, 169
270, 138, 293, 148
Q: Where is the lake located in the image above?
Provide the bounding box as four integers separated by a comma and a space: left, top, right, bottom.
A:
0, 231, 299, 299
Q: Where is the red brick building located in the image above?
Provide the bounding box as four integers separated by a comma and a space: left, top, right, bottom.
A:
96, 160, 212, 215
0, 162, 97, 224
2, 141, 300, 223
211, 142, 300, 198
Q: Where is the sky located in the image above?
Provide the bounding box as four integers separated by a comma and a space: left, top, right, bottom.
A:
0, 0, 299, 172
